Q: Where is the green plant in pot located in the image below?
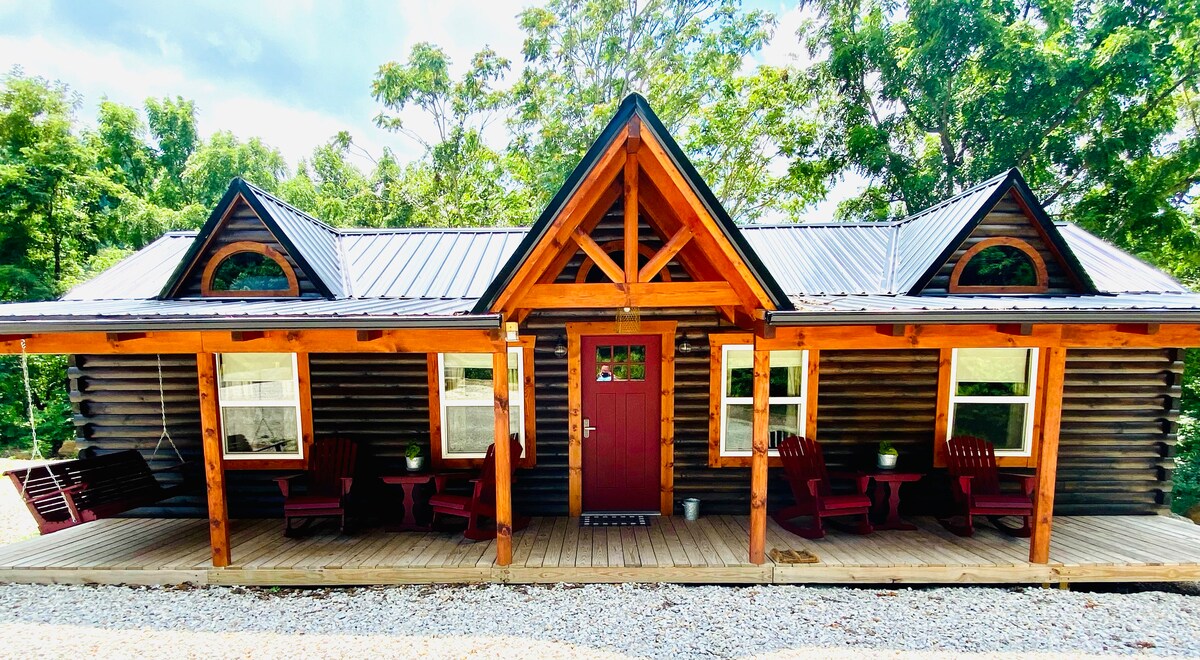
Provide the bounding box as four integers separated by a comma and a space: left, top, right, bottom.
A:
877, 441, 899, 470
405, 442, 425, 472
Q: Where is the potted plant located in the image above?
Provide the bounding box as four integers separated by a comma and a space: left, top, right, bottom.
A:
877, 441, 899, 470
405, 442, 425, 472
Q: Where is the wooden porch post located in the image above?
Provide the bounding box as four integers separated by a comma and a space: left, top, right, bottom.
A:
1030, 347, 1067, 564
196, 353, 231, 567
493, 347, 514, 567
748, 341, 770, 565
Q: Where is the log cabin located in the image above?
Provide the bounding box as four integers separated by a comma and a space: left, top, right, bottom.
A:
2, 93, 1200, 585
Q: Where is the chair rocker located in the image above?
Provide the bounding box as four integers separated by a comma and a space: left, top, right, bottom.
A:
429, 436, 529, 541
773, 435, 873, 539
274, 437, 357, 537
942, 435, 1036, 537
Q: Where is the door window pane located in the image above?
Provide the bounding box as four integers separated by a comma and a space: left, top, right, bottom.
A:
594, 344, 647, 381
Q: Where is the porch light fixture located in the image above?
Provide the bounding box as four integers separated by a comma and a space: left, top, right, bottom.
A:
554, 337, 568, 358
677, 334, 694, 355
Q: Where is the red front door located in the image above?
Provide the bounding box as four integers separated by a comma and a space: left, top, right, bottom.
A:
581, 335, 661, 512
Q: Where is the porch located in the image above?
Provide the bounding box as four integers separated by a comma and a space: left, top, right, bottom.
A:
1, 514, 1199, 586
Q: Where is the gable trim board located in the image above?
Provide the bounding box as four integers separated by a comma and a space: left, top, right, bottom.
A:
473, 93, 793, 316
902, 169, 1097, 296
159, 180, 340, 299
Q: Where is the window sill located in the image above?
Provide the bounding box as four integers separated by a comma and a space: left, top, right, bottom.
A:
222, 458, 308, 470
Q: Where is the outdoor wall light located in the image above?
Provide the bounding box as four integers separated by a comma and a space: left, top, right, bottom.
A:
554, 337, 568, 358
677, 333, 695, 355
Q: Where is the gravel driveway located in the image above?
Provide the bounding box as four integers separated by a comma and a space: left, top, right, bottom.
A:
2, 459, 1200, 658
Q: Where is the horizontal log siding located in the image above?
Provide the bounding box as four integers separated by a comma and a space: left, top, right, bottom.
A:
924, 197, 1075, 294
69, 345, 1180, 520
1057, 347, 1181, 515
177, 200, 321, 297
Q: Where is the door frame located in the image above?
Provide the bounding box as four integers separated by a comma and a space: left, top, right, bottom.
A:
567, 320, 676, 516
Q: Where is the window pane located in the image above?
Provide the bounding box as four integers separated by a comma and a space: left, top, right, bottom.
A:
445, 405, 521, 455
222, 406, 298, 454
614, 345, 628, 362
725, 347, 753, 397
724, 404, 801, 453
210, 252, 289, 291
630, 345, 645, 362
444, 353, 520, 400
769, 350, 805, 398
952, 402, 1028, 451
597, 346, 612, 362
219, 354, 295, 402
958, 245, 1038, 287
630, 364, 645, 381
956, 348, 1031, 396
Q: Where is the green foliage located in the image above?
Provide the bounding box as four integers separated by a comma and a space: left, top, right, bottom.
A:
405, 441, 422, 459
878, 441, 898, 456
182, 131, 288, 207
958, 246, 1038, 287
1173, 415, 1200, 516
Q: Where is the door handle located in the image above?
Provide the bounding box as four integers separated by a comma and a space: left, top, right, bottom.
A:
583, 417, 598, 439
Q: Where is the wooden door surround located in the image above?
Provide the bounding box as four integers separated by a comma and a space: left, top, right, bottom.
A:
567, 321, 676, 516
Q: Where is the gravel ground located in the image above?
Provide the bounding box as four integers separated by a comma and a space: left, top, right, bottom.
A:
2, 458, 1200, 658
0, 582, 1199, 659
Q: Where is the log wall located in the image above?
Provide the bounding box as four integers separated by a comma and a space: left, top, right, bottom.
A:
69, 345, 1181, 519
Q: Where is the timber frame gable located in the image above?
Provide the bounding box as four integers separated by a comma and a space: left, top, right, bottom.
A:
906, 169, 1097, 296
159, 178, 341, 300
475, 94, 791, 323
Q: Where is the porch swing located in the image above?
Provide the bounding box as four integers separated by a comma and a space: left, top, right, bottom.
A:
3, 350, 193, 535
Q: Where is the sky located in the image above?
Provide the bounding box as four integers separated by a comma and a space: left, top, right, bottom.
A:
0, 0, 853, 219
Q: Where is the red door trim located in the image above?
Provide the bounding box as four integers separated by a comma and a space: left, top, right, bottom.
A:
566, 321, 676, 517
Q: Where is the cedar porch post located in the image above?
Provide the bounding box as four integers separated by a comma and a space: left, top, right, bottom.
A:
493, 347, 514, 567
196, 353, 231, 567
1030, 347, 1067, 563
748, 341, 770, 565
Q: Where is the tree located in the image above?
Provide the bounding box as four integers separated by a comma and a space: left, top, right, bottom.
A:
372, 42, 523, 226
92, 100, 156, 197
509, 0, 823, 221
145, 96, 199, 209
801, 0, 1200, 238
182, 131, 289, 207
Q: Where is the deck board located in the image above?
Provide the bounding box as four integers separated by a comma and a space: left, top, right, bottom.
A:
1, 515, 1199, 585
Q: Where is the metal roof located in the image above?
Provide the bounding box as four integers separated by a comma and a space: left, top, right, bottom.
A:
64, 232, 196, 300
742, 223, 894, 295
342, 228, 525, 299
1058, 223, 1187, 293
0, 298, 497, 332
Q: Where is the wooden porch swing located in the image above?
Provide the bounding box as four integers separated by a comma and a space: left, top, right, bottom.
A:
3, 350, 193, 534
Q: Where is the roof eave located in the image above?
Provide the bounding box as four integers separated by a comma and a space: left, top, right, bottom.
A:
765, 308, 1200, 326
0, 314, 502, 333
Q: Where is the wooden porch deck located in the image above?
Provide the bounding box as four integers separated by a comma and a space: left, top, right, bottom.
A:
1, 515, 1199, 586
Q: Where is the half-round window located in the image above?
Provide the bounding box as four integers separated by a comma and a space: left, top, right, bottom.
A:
201, 242, 300, 297
948, 238, 1048, 293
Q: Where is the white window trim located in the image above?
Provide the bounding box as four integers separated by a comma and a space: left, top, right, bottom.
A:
946, 347, 1039, 457
438, 347, 525, 460
718, 344, 808, 457
216, 353, 304, 460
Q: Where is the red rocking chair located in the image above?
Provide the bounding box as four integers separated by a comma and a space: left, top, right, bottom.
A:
942, 435, 1036, 537
429, 436, 529, 541
773, 435, 873, 539
274, 438, 357, 537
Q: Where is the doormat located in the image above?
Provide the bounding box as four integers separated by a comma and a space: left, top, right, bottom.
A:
769, 548, 820, 564
580, 514, 651, 527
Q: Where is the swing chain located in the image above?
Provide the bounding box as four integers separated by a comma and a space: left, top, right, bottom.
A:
152, 354, 185, 464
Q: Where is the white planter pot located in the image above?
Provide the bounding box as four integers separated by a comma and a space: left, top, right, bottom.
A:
876, 453, 898, 470
405, 456, 425, 472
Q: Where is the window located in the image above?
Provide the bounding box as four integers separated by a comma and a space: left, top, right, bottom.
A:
948, 237, 1048, 293
718, 345, 808, 456
594, 343, 646, 381
438, 348, 525, 459
200, 241, 299, 297
211, 252, 290, 291
947, 348, 1038, 455
217, 353, 303, 459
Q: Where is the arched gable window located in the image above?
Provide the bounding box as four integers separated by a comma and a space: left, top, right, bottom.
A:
576, 241, 672, 284
201, 241, 300, 297
949, 237, 1048, 294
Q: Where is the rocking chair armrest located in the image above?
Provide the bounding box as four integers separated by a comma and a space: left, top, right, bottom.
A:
804, 477, 824, 498
828, 470, 872, 494
273, 473, 306, 498
340, 477, 354, 497
956, 475, 975, 498
26, 482, 86, 504
998, 472, 1037, 496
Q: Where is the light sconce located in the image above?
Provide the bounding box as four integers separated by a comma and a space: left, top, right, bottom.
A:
554, 337, 568, 358
677, 333, 694, 355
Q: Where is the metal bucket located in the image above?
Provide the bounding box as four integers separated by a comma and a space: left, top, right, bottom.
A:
682, 498, 701, 521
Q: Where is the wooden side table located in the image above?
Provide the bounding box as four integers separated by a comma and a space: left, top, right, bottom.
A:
869, 471, 924, 531
381, 473, 434, 531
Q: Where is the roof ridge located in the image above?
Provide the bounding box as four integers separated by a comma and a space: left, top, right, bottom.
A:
894, 169, 1014, 226
238, 178, 341, 237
